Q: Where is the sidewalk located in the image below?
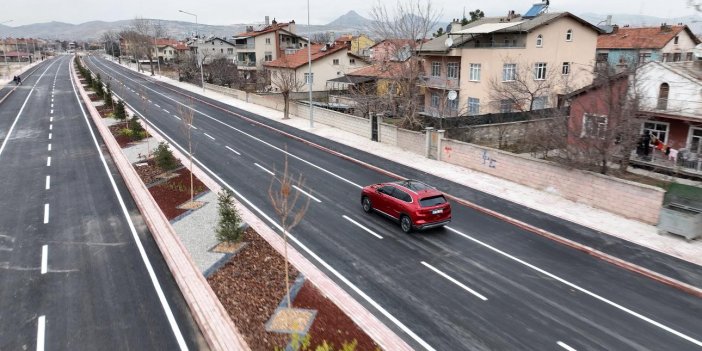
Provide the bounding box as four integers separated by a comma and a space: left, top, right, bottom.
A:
0, 59, 44, 87
110, 57, 702, 269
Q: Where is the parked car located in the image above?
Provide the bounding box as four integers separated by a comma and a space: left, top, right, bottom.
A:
361, 180, 451, 233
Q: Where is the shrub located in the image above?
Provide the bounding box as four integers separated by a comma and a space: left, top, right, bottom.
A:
129, 115, 144, 133
216, 189, 244, 244
104, 83, 113, 106
118, 128, 133, 138
153, 142, 178, 170
114, 100, 127, 121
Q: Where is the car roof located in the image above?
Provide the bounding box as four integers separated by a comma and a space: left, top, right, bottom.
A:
391, 180, 442, 197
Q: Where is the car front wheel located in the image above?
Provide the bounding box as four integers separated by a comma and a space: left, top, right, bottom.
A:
400, 215, 412, 233
362, 196, 372, 213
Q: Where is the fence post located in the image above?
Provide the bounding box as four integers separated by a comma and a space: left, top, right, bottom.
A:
425, 127, 434, 158
377, 113, 384, 143
437, 129, 445, 161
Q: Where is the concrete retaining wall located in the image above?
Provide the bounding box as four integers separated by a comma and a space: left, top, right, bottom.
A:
295, 102, 371, 139
440, 138, 665, 224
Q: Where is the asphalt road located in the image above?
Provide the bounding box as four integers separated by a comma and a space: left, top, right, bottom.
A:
0, 56, 206, 350
86, 55, 702, 351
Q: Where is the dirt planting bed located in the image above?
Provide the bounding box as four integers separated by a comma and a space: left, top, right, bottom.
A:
148, 169, 207, 220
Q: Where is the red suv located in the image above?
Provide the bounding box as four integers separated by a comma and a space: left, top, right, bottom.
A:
361, 180, 451, 233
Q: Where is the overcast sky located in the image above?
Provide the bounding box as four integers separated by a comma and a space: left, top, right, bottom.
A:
2, 0, 700, 26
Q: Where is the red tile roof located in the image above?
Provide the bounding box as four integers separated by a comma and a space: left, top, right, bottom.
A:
264, 44, 348, 69
597, 25, 698, 49
346, 61, 405, 79
234, 23, 291, 38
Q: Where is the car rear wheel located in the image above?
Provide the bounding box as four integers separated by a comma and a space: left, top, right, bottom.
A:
362, 196, 372, 213
400, 215, 412, 233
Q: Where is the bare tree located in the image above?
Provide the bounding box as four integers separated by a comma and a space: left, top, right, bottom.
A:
130, 17, 166, 76
269, 56, 305, 119
369, 0, 441, 130
206, 56, 239, 88
268, 154, 310, 308
310, 32, 334, 44
488, 59, 563, 113
179, 101, 198, 203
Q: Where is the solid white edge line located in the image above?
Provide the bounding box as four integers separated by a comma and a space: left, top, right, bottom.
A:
36, 315, 45, 351
342, 215, 383, 239
445, 226, 702, 347
46, 157, 51, 167
203, 133, 215, 141
43, 204, 49, 224
254, 163, 274, 176
0, 60, 58, 159
557, 341, 577, 351
69, 58, 189, 350
45, 175, 50, 190
293, 185, 322, 203
103, 86, 436, 351
420, 261, 488, 301
225, 146, 241, 155
41, 245, 48, 274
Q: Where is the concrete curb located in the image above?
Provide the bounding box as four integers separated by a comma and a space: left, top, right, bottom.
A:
115, 83, 415, 351
72, 58, 250, 351
139, 78, 702, 299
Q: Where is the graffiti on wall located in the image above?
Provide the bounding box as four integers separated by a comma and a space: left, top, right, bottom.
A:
481, 149, 497, 168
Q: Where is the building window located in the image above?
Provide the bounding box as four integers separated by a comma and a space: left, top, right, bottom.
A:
431, 92, 440, 108
447, 62, 459, 79
532, 96, 547, 110
266, 38, 271, 45
447, 97, 459, 111
662, 53, 670, 62
566, 29, 573, 41
502, 63, 516, 81
221, 49, 224, 53
643, 121, 669, 144
596, 53, 609, 63
228, 48, 234, 54
582, 114, 608, 139
333, 58, 339, 65
674, 36, 679, 44
499, 99, 515, 113
536, 34, 543, 47
689, 128, 702, 154
687, 52, 694, 61
638, 53, 651, 63
350, 58, 356, 65
657, 83, 670, 110
431, 62, 441, 77
534, 62, 547, 80
673, 53, 682, 62
264, 52, 273, 61
304, 72, 314, 85
468, 97, 480, 115
562, 62, 570, 75
469, 63, 481, 81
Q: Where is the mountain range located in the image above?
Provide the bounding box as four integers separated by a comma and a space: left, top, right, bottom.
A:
0, 10, 699, 41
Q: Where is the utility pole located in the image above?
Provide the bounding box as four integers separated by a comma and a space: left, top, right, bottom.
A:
307, 0, 314, 128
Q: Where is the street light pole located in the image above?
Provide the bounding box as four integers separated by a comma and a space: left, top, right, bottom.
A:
179, 10, 204, 92
307, 0, 314, 128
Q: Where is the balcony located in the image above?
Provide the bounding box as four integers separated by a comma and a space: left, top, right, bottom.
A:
234, 43, 255, 50
236, 61, 258, 70
630, 148, 702, 177
419, 75, 460, 90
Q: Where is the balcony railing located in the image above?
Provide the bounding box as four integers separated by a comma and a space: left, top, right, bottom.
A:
471, 42, 526, 49
631, 149, 702, 175
234, 44, 255, 50
420, 75, 460, 90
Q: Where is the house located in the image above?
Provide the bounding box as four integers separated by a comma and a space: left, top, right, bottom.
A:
264, 42, 368, 92
369, 39, 417, 62
568, 61, 702, 176
232, 17, 308, 70
189, 37, 237, 64
336, 34, 375, 58
417, 6, 601, 117
326, 61, 407, 116
596, 24, 701, 70
152, 39, 182, 63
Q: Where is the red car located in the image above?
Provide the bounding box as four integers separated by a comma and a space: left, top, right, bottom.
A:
361, 180, 451, 233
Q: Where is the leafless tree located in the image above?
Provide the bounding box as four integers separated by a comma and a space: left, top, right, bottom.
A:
369, 0, 441, 130
179, 101, 198, 203
131, 17, 166, 76
269, 56, 305, 119
488, 59, 563, 113
206, 55, 239, 88
268, 154, 310, 308
310, 32, 334, 44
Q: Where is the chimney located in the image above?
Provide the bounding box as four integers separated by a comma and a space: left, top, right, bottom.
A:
661, 23, 671, 32
507, 10, 516, 20
449, 20, 462, 33
246, 26, 254, 32
611, 24, 619, 33
606, 15, 612, 26
265, 16, 270, 26
272, 18, 278, 26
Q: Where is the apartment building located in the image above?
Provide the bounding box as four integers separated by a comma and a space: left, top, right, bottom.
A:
232, 17, 308, 70
417, 7, 600, 117
597, 24, 700, 70
336, 34, 375, 58
189, 37, 237, 64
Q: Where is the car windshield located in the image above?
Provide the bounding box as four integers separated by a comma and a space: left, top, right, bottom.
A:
420, 195, 446, 207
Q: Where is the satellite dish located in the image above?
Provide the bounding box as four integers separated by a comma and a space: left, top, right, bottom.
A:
444, 37, 454, 48
693, 43, 702, 59
447, 90, 458, 101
